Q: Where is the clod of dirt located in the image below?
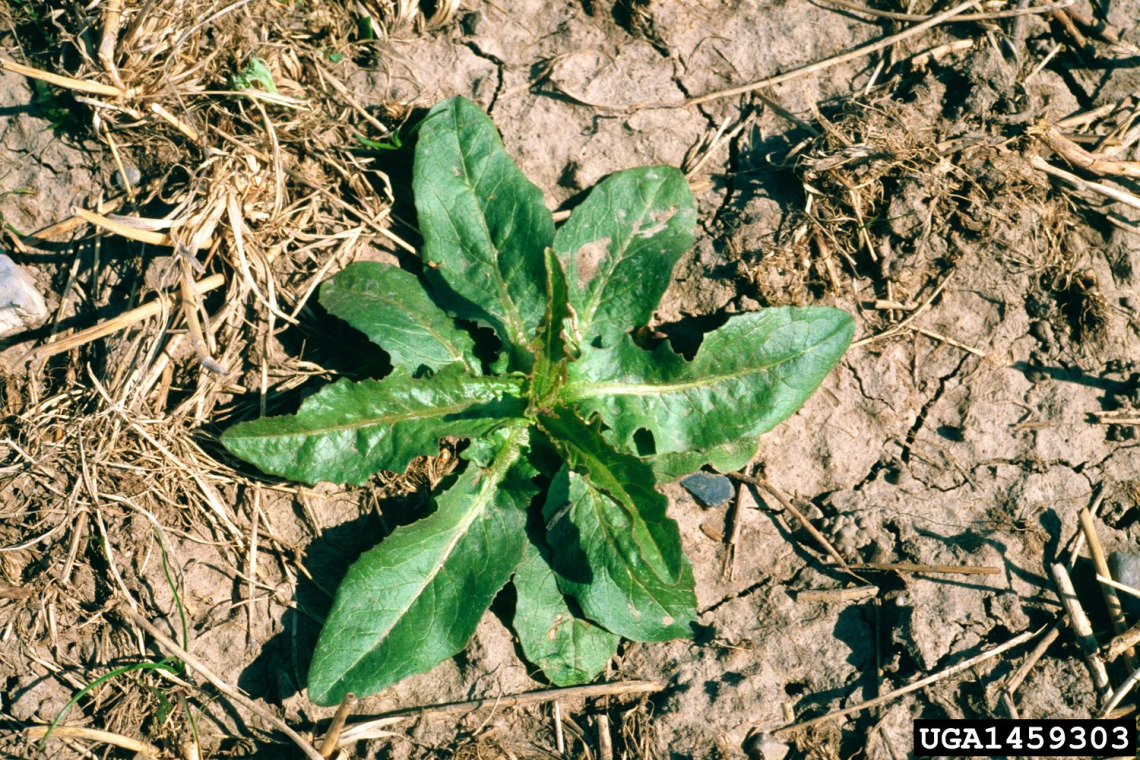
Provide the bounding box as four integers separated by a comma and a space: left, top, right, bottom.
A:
822, 512, 880, 559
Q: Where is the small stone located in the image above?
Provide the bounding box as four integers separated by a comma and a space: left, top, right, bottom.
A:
110, 166, 141, 189
0, 254, 48, 338
744, 731, 790, 760
1109, 552, 1140, 617
680, 472, 733, 508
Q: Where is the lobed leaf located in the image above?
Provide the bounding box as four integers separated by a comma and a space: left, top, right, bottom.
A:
413, 97, 553, 368
221, 365, 525, 485
512, 539, 620, 686
319, 261, 479, 375
564, 307, 854, 457
541, 463, 696, 642
554, 166, 696, 348
307, 425, 537, 705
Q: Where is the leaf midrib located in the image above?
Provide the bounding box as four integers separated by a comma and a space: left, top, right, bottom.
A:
235, 393, 522, 440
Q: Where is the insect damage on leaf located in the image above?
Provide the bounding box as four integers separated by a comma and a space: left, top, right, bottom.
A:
573, 238, 610, 289
221, 95, 853, 705
632, 206, 679, 238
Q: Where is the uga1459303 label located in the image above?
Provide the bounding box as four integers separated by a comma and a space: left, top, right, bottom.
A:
913, 719, 1135, 757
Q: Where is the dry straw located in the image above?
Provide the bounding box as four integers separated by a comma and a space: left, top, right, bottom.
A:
1, 0, 422, 753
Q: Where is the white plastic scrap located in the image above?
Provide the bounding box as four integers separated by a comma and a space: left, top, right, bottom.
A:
0, 254, 48, 338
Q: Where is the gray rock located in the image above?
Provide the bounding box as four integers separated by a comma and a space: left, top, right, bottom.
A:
0, 254, 47, 338
110, 165, 141, 189
681, 472, 733, 508
744, 732, 790, 760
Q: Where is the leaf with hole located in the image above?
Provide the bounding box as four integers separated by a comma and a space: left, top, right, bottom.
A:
564, 308, 854, 457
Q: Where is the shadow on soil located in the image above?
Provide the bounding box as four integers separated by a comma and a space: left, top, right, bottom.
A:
237, 511, 375, 705
237, 486, 434, 706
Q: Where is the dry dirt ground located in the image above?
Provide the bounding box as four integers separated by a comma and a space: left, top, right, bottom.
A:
1, 0, 1140, 758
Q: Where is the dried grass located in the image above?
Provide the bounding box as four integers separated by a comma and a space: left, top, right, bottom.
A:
751, 95, 974, 311
749, 85, 1109, 355
0, 0, 453, 755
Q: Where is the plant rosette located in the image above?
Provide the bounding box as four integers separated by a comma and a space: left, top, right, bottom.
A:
221, 96, 854, 705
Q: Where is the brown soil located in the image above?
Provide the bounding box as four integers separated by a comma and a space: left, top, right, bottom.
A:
1, 1, 1139, 759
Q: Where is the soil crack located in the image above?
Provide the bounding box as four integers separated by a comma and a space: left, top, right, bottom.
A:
462, 41, 505, 113
700, 578, 771, 615
901, 353, 972, 466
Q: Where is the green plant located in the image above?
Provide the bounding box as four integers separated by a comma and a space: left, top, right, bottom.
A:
354, 132, 403, 152
40, 658, 183, 749
230, 57, 278, 94
221, 96, 853, 705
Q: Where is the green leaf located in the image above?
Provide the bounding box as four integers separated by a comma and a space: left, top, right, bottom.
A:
353, 132, 402, 151
319, 261, 478, 375
554, 166, 696, 348
414, 96, 553, 367
512, 539, 620, 686
541, 463, 696, 642
540, 411, 682, 583
565, 307, 854, 456
539, 245, 577, 364
307, 425, 536, 705
220, 365, 525, 485
231, 57, 278, 93
649, 437, 760, 482
529, 248, 576, 407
